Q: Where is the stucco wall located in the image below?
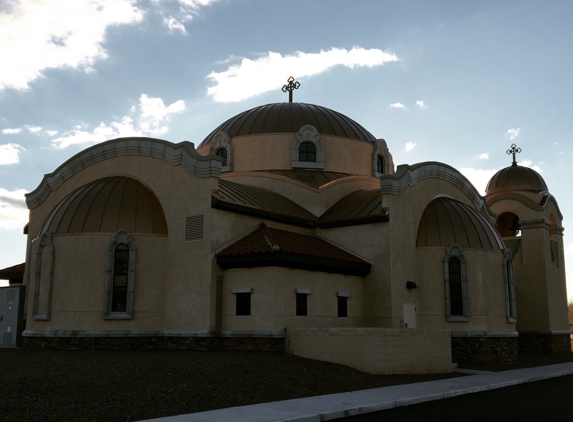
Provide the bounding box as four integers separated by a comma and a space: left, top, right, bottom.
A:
199, 133, 375, 176
25, 155, 218, 333
221, 267, 364, 332
286, 327, 452, 374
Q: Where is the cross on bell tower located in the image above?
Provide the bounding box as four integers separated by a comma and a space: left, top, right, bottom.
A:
506, 143, 522, 166
282, 76, 300, 103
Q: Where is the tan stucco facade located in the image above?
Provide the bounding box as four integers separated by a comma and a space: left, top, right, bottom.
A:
17, 102, 570, 372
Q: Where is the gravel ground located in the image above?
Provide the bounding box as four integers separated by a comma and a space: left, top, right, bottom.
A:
0, 348, 571, 422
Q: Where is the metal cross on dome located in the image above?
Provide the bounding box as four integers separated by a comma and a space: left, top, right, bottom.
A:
282, 76, 300, 103
506, 143, 522, 166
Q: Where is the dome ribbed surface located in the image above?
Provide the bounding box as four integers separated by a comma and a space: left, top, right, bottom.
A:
200, 102, 376, 146
485, 165, 548, 195
39, 177, 168, 236
416, 197, 504, 250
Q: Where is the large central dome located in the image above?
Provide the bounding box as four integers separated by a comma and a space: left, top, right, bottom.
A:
200, 102, 377, 146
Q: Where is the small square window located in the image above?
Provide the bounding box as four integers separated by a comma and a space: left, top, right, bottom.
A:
296, 293, 308, 316
338, 296, 348, 318
236, 293, 251, 316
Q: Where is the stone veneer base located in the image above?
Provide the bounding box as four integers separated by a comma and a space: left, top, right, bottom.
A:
451, 336, 518, 364
23, 336, 285, 352
518, 333, 572, 354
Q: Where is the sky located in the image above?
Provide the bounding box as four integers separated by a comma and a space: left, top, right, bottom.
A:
0, 0, 572, 300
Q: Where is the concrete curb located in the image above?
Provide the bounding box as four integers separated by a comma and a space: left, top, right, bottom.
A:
140, 363, 573, 422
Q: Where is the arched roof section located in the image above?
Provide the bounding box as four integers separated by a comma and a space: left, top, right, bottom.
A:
26, 137, 222, 209
39, 177, 168, 236
416, 197, 504, 250
485, 164, 548, 195
200, 103, 377, 146
380, 162, 495, 223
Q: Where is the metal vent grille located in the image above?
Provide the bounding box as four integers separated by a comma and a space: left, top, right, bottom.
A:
185, 215, 204, 241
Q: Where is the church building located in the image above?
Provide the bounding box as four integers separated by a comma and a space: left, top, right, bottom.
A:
7, 79, 570, 373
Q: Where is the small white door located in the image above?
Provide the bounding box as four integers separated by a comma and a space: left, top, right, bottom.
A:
403, 303, 417, 329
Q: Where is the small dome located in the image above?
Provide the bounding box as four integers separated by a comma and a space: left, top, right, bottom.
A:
200, 102, 376, 146
485, 164, 548, 195
416, 197, 504, 250
40, 176, 168, 236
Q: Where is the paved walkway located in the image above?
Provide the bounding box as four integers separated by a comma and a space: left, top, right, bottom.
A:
142, 363, 573, 422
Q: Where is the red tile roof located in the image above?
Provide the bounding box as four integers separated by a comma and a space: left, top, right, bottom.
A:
216, 224, 370, 277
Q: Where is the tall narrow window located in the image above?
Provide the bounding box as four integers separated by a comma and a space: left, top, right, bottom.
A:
112, 244, 129, 313
216, 148, 228, 167
236, 293, 251, 316
444, 244, 469, 322
503, 249, 517, 322
377, 155, 385, 174
296, 293, 308, 316
299, 142, 316, 162
105, 229, 135, 319
448, 257, 463, 316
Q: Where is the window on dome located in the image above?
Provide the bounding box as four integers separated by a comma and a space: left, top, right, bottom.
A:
377, 155, 384, 174
216, 148, 228, 167
299, 142, 316, 162
448, 257, 463, 316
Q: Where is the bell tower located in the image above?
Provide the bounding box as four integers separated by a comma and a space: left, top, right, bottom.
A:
485, 145, 570, 353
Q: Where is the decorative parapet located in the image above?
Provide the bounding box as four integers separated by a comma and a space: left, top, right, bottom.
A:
487, 191, 564, 220
380, 162, 495, 223
26, 137, 222, 209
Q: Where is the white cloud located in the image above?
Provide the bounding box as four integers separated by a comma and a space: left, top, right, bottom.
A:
0, 188, 28, 229
390, 102, 406, 109
459, 168, 499, 195
416, 100, 426, 108
405, 142, 417, 151
154, 0, 219, 32
45, 130, 59, 136
507, 128, 521, 140
207, 47, 398, 102
477, 153, 489, 160
26, 125, 42, 133
518, 159, 542, 173
0, 0, 144, 92
2, 128, 21, 134
163, 16, 187, 34
52, 94, 186, 148
0, 144, 25, 165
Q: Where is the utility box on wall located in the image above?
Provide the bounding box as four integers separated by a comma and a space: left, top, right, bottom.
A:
0, 285, 26, 347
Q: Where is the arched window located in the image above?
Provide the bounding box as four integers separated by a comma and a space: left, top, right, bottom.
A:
33, 232, 55, 321
496, 212, 520, 237
377, 155, 384, 174
216, 148, 228, 167
105, 230, 135, 319
299, 142, 316, 162
503, 249, 517, 322
448, 257, 463, 316
444, 244, 469, 321
112, 244, 129, 313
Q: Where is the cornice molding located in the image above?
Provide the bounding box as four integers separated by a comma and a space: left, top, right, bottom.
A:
380, 162, 495, 223
26, 137, 222, 209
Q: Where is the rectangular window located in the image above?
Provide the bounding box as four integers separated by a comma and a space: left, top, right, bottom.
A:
296, 293, 307, 316
235, 293, 251, 316
337, 296, 348, 318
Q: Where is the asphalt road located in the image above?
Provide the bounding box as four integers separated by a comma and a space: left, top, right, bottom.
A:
344, 374, 573, 421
